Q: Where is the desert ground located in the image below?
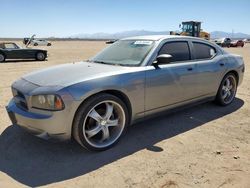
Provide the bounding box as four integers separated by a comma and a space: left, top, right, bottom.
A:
0, 41, 249, 188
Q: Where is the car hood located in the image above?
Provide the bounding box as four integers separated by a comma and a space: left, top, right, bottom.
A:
22, 61, 131, 87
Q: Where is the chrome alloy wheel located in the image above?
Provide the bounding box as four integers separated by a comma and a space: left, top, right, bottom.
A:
221, 75, 237, 104
82, 100, 126, 148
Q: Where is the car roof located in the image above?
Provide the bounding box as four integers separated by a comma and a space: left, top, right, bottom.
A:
121, 35, 205, 41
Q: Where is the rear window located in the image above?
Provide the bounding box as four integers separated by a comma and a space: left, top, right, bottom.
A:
192, 42, 216, 60
159, 41, 191, 62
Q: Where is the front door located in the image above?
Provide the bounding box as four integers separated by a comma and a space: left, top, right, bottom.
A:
145, 41, 199, 111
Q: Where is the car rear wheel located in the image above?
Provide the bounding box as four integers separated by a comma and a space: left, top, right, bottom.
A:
215, 73, 237, 106
73, 93, 128, 151
0, 54, 5, 63
34, 43, 38, 46
36, 52, 46, 61
47, 43, 51, 46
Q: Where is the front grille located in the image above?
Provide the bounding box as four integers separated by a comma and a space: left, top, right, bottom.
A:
12, 87, 28, 110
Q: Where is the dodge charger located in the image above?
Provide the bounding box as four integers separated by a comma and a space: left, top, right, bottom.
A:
6, 35, 244, 151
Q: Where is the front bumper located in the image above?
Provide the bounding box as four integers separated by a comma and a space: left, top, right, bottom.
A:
6, 99, 71, 141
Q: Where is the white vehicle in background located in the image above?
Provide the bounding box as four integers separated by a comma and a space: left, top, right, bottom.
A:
243, 39, 250, 43
23, 35, 52, 47
30, 39, 51, 46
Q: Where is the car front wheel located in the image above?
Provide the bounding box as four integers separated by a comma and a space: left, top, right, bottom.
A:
215, 73, 237, 106
36, 52, 46, 61
73, 93, 129, 151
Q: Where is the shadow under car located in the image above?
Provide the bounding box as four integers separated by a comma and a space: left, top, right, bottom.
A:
0, 98, 244, 187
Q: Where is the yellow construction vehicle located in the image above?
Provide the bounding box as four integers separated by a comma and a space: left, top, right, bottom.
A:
170, 21, 210, 40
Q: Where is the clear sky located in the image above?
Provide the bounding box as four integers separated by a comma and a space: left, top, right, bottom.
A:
1, 0, 250, 37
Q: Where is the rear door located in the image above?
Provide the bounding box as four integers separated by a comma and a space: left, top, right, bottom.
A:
190, 41, 224, 96
145, 41, 200, 111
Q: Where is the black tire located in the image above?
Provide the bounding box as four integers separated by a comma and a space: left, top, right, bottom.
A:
215, 73, 237, 106
34, 43, 38, 46
36, 52, 46, 61
73, 93, 129, 151
47, 43, 51, 46
0, 54, 5, 63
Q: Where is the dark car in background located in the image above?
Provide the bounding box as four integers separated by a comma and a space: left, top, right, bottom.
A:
0, 42, 47, 63
214, 38, 231, 48
230, 40, 244, 47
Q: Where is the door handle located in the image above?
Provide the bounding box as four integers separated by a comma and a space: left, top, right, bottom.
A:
220, 63, 225, 66
187, 67, 193, 71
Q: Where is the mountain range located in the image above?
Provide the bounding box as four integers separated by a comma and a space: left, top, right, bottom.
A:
70, 30, 250, 39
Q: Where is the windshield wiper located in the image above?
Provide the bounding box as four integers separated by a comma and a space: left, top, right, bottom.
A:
94, 61, 109, 64
91, 60, 122, 66
88, 60, 133, 67
88, 60, 110, 65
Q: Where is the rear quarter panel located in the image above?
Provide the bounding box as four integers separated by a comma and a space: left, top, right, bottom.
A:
223, 53, 244, 85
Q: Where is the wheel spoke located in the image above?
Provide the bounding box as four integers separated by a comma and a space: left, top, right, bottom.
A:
107, 119, 119, 127
88, 109, 103, 123
222, 91, 228, 99
101, 126, 110, 141
104, 103, 114, 120
86, 125, 102, 138
226, 79, 230, 88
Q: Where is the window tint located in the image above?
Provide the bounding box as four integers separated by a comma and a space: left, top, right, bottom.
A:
159, 42, 190, 62
193, 42, 216, 60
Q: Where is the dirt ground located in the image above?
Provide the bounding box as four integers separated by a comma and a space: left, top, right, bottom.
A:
0, 41, 249, 188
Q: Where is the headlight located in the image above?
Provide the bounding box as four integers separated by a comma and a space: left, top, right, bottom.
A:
31, 94, 64, 111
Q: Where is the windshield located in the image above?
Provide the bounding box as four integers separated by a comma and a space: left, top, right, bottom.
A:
90, 40, 155, 66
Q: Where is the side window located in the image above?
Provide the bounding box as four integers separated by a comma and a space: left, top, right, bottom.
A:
159, 41, 191, 62
192, 42, 216, 60
4, 43, 18, 49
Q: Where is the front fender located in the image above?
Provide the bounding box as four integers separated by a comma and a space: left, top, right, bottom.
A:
65, 71, 146, 122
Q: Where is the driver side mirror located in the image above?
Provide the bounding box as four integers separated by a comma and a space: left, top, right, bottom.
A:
154, 54, 173, 67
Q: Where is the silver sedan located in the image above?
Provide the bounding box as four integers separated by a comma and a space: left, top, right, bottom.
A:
6, 35, 245, 151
